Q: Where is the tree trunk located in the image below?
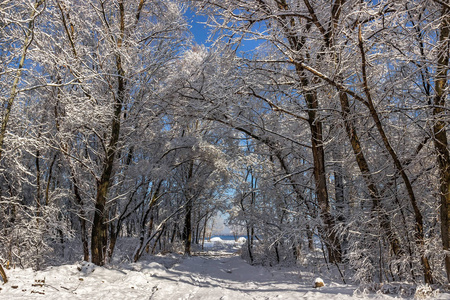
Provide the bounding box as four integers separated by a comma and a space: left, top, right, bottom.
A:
332, 145, 345, 222
107, 216, 117, 262
432, 3, 450, 283
339, 91, 401, 257
306, 224, 314, 251
171, 225, 177, 244
247, 225, 254, 263
132, 182, 162, 262
45, 154, 57, 206
183, 200, 193, 255
304, 82, 341, 263
0, 0, 44, 160
271, 0, 342, 263
358, 26, 433, 283
35, 148, 41, 220
0, 264, 7, 283
91, 0, 126, 266
195, 212, 201, 245
183, 160, 195, 255
151, 226, 165, 254
72, 175, 90, 262
201, 214, 208, 250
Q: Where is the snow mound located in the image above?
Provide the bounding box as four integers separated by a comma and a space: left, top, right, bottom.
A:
314, 277, 324, 288
77, 261, 96, 274
237, 237, 246, 244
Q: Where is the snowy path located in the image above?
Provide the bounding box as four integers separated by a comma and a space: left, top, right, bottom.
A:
148, 254, 358, 300
1, 241, 450, 299
0, 254, 370, 299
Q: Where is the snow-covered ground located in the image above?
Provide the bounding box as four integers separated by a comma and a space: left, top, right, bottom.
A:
1, 238, 449, 299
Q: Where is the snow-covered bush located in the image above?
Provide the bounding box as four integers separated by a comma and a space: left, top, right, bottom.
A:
353, 282, 439, 299
0, 203, 72, 270
414, 285, 439, 299
346, 242, 375, 284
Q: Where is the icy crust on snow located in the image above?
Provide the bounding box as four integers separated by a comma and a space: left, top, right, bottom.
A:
0, 237, 449, 300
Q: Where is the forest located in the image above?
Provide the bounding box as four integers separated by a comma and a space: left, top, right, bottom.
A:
1, 0, 450, 290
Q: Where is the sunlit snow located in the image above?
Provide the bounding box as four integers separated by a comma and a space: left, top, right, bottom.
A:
1, 238, 448, 299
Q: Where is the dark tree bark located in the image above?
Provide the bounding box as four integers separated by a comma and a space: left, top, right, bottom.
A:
339, 91, 401, 257
432, 2, 450, 283
183, 200, 193, 255
183, 160, 195, 255
71, 174, 90, 262
0, 264, 7, 283
357, 25, 433, 284
305, 88, 341, 263
45, 154, 57, 206
91, 0, 126, 266
133, 181, 162, 262
273, 0, 342, 263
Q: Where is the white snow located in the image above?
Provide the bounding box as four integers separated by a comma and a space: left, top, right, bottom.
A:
0, 238, 449, 299
236, 237, 246, 244
314, 277, 324, 287
209, 237, 223, 242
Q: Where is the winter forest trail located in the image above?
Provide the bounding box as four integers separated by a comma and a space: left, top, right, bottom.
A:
2, 239, 450, 299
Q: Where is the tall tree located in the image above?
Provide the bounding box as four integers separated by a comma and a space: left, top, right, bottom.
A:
432, 0, 450, 282
46, 0, 188, 265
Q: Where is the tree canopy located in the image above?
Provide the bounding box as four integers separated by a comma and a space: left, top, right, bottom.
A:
1, 0, 450, 285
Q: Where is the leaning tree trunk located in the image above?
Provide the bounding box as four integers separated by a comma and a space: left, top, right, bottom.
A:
357, 25, 433, 284
0, 264, 7, 283
338, 91, 401, 257
133, 181, 162, 262
0, 0, 44, 160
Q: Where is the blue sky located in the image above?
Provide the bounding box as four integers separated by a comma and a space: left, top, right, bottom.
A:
186, 8, 263, 53
186, 8, 212, 46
